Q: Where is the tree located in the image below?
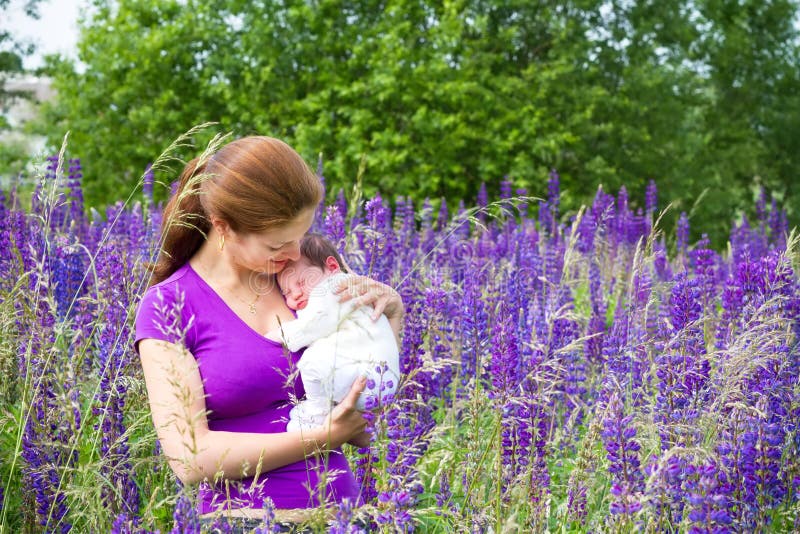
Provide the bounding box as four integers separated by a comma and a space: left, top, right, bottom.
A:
0, 0, 42, 124
39, 0, 800, 245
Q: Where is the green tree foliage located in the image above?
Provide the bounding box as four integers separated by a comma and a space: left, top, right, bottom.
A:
1, 0, 42, 124
39, 0, 800, 244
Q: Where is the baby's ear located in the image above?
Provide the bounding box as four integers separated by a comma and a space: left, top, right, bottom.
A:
325, 255, 341, 273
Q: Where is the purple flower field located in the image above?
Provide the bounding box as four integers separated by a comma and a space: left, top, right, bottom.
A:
0, 153, 798, 532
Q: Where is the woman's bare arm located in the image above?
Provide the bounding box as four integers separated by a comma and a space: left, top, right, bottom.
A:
138, 338, 367, 486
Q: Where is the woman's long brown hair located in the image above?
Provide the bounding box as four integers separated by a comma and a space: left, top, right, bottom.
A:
149, 136, 323, 286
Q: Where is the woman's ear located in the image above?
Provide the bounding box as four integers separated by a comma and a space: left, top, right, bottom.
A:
325, 255, 341, 273
209, 216, 230, 237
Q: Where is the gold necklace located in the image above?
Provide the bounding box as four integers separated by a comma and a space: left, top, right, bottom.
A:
230, 287, 260, 314
194, 262, 261, 314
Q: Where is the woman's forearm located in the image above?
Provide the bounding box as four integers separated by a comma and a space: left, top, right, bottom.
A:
169, 426, 342, 486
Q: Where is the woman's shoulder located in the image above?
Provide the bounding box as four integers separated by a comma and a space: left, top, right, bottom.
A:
135, 263, 203, 346
143, 263, 197, 297
137, 263, 202, 317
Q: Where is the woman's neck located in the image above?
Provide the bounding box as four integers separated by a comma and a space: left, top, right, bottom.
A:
191, 238, 253, 292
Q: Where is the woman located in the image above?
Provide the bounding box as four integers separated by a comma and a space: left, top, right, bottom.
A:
134, 136, 403, 526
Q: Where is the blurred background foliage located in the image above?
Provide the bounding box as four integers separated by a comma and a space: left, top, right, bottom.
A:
4, 0, 800, 246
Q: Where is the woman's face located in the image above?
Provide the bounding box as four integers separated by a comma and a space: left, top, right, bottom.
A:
226, 208, 315, 275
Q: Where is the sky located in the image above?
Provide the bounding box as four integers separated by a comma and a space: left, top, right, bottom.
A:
3, 0, 82, 70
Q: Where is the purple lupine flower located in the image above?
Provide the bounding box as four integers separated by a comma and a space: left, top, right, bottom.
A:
689, 234, 717, 315
516, 187, 529, 218
417, 197, 431, 229
171, 492, 200, 534
435, 470, 453, 512
584, 257, 606, 357
652, 239, 673, 282
453, 199, 470, 240
373, 288, 435, 514
755, 186, 767, 225
717, 401, 787, 529
500, 175, 513, 200
538, 169, 560, 237
601, 295, 631, 389
209, 515, 234, 534
324, 204, 346, 254
730, 215, 768, 262
476, 182, 488, 211
547, 169, 560, 215
511, 225, 537, 328
363, 194, 393, 283
576, 208, 597, 254
329, 498, 365, 534
645, 179, 658, 214
353, 446, 379, 505
601, 391, 644, 517
21, 396, 73, 533
684, 461, 733, 533
0, 188, 11, 282
654, 271, 708, 448
92, 242, 139, 516
253, 497, 279, 533
335, 188, 348, 221
457, 257, 489, 395
614, 186, 629, 245
676, 212, 690, 257
376, 484, 418, 533
767, 197, 788, 249
435, 197, 449, 231
142, 163, 154, 205
67, 158, 85, 228
110, 512, 141, 534
715, 272, 744, 351
422, 283, 454, 399
591, 186, 616, 234
490, 303, 519, 398
397, 196, 420, 256
625, 208, 648, 245
18, 239, 77, 533
314, 153, 326, 230
517, 380, 551, 506
644, 453, 689, 527
741, 410, 787, 527
566, 482, 588, 526
52, 237, 87, 320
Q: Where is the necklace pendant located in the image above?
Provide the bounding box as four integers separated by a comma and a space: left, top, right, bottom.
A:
249, 303, 257, 314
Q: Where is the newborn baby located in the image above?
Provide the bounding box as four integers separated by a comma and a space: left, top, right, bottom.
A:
267, 233, 400, 432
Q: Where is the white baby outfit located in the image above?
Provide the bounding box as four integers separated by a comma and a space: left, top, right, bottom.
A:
275, 272, 400, 431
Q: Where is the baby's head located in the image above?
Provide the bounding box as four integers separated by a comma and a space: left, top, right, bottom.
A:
277, 233, 348, 310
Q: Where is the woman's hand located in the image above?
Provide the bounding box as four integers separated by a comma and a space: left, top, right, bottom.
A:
325, 376, 369, 448
334, 275, 404, 323
335, 275, 405, 347
347, 430, 372, 449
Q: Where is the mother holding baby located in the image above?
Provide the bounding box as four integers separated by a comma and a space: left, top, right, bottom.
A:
134, 136, 404, 528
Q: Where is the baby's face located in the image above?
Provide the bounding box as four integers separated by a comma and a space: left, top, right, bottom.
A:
277, 258, 332, 311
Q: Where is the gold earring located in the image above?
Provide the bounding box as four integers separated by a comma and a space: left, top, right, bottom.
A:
218, 234, 225, 251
